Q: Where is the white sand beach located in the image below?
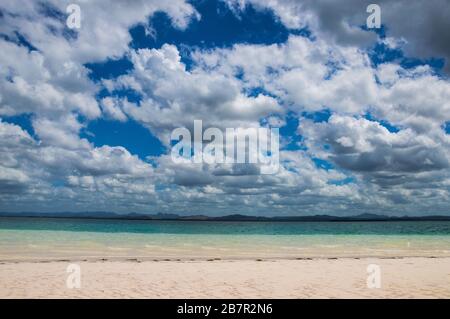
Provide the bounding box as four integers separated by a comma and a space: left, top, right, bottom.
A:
1, 257, 449, 298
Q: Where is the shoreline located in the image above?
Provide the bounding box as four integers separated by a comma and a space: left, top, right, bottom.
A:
0, 254, 447, 264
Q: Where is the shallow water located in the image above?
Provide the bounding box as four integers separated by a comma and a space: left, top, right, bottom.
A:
1, 217, 450, 260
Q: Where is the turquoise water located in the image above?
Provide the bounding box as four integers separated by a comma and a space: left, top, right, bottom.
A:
2, 217, 450, 234
1, 217, 450, 260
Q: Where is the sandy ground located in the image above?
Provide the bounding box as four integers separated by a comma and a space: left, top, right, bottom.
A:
1, 257, 449, 298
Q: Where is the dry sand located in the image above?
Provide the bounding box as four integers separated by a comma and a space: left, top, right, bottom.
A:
1, 257, 449, 298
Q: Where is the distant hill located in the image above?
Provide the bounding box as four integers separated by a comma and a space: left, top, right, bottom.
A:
1, 211, 450, 222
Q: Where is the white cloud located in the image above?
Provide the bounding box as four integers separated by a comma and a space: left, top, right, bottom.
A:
193, 35, 450, 133
224, 0, 450, 72
302, 114, 449, 170
100, 97, 128, 122
109, 44, 282, 142
0, 120, 158, 212
1, 1, 450, 216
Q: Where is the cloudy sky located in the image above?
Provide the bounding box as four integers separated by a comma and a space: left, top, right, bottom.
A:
0, 0, 450, 216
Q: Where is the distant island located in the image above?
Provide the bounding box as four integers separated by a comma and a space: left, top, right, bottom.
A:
1, 212, 450, 222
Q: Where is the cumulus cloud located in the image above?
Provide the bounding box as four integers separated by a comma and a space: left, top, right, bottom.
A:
224, 0, 450, 72
0, 0, 199, 121
0, 0, 198, 63
109, 44, 282, 139
301, 115, 450, 173
186, 32, 450, 214
0, 0, 199, 212
194, 34, 450, 133
0, 120, 158, 212
299, 114, 450, 209
1, 0, 450, 216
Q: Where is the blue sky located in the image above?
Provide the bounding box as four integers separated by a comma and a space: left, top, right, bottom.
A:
0, 0, 450, 216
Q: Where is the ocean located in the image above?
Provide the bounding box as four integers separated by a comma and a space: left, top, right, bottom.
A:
1, 217, 450, 260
